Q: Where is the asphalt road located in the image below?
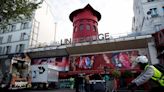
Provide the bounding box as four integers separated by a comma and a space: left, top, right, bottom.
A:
1, 89, 75, 92
23, 89, 75, 92
0, 89, 75, 92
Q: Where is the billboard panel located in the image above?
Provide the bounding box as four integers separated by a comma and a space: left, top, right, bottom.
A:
70, 49, 148, 71
32, 57, 69, 71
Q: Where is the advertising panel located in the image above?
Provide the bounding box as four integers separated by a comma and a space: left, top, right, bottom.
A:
70, 49, 148, 71
32, 57, 69, 71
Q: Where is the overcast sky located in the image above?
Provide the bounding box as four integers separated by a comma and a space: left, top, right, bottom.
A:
36, 0, 134, 43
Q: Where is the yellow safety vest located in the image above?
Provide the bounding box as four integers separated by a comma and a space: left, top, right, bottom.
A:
145, 65, 164, 86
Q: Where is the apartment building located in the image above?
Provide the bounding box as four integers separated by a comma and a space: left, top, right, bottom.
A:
0, 19, 39, 55
132, 0, 164, 34
0, 1, 55, 74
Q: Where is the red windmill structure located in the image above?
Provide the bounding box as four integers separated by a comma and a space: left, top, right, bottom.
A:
69, 4, 101, 43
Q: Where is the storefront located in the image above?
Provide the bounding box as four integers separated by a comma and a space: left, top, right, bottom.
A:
58, 49, 149, 90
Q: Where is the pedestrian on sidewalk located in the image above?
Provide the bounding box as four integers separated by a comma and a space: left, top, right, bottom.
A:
84, 75, 90, 92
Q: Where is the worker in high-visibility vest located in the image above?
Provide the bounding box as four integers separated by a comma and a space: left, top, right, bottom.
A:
127, 55, 164, 92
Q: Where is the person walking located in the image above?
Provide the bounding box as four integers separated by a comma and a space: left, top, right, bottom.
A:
84, 75, 90, 92
127, 55, 164, 92
103, 74, 114, 92
93, 74, 105, 92
75, 75, 80, 92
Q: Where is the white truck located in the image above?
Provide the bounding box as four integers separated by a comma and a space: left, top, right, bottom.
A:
31, 64, 59, 89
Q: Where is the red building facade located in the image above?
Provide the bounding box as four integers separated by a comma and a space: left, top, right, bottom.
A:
69, 4, 101, 43
27, 4, 154, 90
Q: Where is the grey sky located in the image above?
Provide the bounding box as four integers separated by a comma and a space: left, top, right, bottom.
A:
36, 0, 134, 43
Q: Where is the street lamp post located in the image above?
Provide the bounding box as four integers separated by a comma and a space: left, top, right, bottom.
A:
54, 22, 57, 42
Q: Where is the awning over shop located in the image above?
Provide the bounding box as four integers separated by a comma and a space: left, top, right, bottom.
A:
27, 49, 69, 58
66, 36, 152, 55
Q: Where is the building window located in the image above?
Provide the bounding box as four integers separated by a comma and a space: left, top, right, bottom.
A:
2, 47, 5, 54
6, 46, 11, 54
0, 28, 3, 33
148, 8, 158, 17
0, 27, 5, 34
11, 24, 16, 31
0, 47, 2, 54
21, 22, 29, 29
148, 0, 154, 2
0, 37, 3, 44
7, 35, 12, 43
1, 27, 7, 33
79, 24, 84, 31
86, 24, 91, 31
93, 25, 97, 31
5, 25, 10, 32
16, 44, 25, 53
16, 45, 18, 53
20, 32, 26, 40
74, 26, 77, 32
19, 44, 25, 52
80, 19, 84, 23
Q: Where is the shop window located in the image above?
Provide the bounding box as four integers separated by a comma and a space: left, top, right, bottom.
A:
79, 24, 84, 31
86, 24, 91, 31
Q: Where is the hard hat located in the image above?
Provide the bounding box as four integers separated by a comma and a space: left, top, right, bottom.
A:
135, 56, 148, 64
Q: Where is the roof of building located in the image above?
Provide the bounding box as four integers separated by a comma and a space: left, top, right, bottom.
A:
26, 35, 152, 58
69, 4, 101, 22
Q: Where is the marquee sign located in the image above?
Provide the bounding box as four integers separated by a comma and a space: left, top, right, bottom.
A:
60, 33, 111, 45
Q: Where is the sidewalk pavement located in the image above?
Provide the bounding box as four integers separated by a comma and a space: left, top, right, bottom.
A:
54, 89, 75, 92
